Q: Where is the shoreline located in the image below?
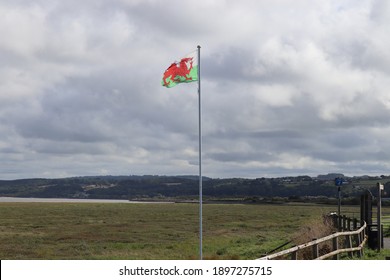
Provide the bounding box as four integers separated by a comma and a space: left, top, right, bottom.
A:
0, 197, 173, 204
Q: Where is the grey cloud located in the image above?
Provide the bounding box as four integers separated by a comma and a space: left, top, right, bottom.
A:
1, 0, 390, 179
204, 46, 302, 86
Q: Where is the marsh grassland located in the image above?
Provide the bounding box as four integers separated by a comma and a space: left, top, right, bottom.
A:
0, 202, 373, 259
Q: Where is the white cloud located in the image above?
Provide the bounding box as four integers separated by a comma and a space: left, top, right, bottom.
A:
0, 4, 47, 56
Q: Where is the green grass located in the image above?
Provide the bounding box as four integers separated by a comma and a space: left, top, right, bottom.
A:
0, 202, 388, 260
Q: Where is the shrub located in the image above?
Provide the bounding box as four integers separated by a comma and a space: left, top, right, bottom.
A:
291, 215, 336, 259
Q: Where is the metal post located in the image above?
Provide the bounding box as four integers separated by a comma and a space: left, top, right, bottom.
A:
338, 186, 341, 231
197, 45, 202, 260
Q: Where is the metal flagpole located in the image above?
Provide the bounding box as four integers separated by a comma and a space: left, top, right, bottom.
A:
197, 45, 202, 260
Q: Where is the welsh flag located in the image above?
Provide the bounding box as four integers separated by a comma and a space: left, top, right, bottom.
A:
162, 51, 198, 88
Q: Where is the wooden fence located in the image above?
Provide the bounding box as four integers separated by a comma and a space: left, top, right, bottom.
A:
257, 215, 367, 260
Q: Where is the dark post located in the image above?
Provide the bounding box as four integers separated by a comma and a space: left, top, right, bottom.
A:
335, 178, 343, 231
338, 186, 341, 230
360, 191, 372, 225
377, 183, 384, 252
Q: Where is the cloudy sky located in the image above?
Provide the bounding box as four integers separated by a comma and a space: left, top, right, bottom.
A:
1, 0, 390, 180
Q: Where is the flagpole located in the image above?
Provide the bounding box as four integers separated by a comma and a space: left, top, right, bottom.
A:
197, 45, 202, 260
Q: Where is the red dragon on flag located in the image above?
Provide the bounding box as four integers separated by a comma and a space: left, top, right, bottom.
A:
161, 53, 198, 88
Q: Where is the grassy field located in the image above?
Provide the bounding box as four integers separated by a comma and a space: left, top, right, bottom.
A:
0, 202, 388, 260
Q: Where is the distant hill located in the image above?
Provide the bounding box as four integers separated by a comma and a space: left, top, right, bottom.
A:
0, 174, 389, 202
316, 173, 345, 180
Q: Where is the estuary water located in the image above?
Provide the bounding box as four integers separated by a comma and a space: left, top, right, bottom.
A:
0, 197, 169, 203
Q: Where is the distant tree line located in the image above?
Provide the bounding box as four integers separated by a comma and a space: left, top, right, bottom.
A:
1, 174, 389, 204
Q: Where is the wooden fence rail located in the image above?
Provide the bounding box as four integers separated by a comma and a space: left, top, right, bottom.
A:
257, 216, 367, 260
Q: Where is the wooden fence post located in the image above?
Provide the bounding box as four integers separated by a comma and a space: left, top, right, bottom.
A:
332, 235, 339, 260
343, 215, 347, 230
346, 235, 353, 258
312, 239, 319, 259
353, 218, 358, 230
355, 233, 362, 258
360, 229, 365, 257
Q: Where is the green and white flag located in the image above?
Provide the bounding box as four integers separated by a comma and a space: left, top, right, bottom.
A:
161, 51, 198, 88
